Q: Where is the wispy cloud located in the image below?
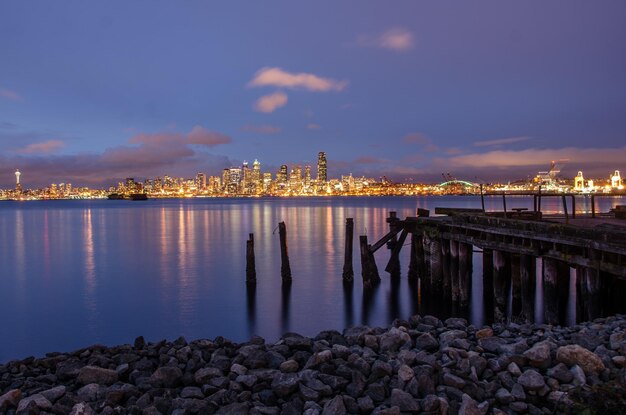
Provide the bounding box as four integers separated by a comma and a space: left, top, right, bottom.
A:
0, 88, 22, 101
354, 156, 387, 164
443, 146, 626, 169
186, 126, 231, 146
249, 67, 347, 92
473, 136, 531, 147
357, 27, 415, 52
241, 124, 281, 134
402, 132, 438, 152
307, 123, 321, 130
254, 91, 288, 113
16, 140, 65, 154
0, 121, 17, 129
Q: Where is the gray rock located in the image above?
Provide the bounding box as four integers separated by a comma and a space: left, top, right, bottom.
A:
379, 328, 411, 352
0, 389, 22, 409
509, 401, 528, 413
439, 330, 467, 348
357, 396, 375, 413
236, 374, 258, 388
458, 393, 488, 415
495, 388, 514, 404
231, 363, 248, 376
390, 388, 419, 412
414, 333, 439, 351
321, 395, 346, 415
150, 366, 183, 387
194, 367, 223, 383
299, 383, 320, 401
422, 394, 440, 412
507, 362, 522, 376
371, 360, 392, 379
518, 370, 545, 391
305, 350, 333, 369
570, 365, 586, 386
77, 383, 102, 402
216, 402, 250, 414
443, 373, 466, 389
556, 345, 605, 375
547, 363, 573, 384
271, 373, 300, 397
397, 364, 414, 382
523, 341, 551, 367
77, 365, 119, 385
280, 360, 299, 373
511, 383, 526, 400
40, 385, 66, 402
180, 386, 204, 399
16, 394, 52, 413
478, 337, 507, 353
69, 402, 96, 415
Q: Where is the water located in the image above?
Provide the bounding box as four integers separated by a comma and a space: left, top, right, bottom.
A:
0, 195, 623, 362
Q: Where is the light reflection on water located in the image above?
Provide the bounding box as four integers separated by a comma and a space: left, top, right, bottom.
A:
0, 195, 624, 362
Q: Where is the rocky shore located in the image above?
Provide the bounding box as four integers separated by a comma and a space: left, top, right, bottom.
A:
2, 315, 626, 415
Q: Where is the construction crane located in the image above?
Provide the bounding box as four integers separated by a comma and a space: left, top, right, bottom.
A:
536, 159, 569, 187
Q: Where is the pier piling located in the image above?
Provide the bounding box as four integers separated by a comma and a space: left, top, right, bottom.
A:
360, 235, 380, 287
520, 254, 536, 322
246, 233, 256, 284
342, 218, 354, 281
278, 222, 292, 281
458, 242, 472, 310
493, 250, 510, 322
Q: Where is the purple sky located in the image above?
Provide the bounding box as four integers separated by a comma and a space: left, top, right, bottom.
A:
1, 1, 625, 187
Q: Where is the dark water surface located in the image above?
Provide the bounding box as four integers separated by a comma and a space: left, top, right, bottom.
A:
0, 195, 623, 362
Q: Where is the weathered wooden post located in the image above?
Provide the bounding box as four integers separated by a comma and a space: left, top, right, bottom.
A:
576, 266, 601, 322
520, 254, 536, 322
342, 218, 354, 281
429, 236, 443, 298
360, 235, 380, 287
278, 222, 292, 281
441, 239, 452, 300
562, 195, 569, 224
543, 258, 558, 324
449, 240, 459, 304
386, 229, 407, 274
483, 249, 494, 322
458, 242, 472, 310
385, 212, 401, 274
246, 233, 256, 284
502, 194, 508, 218
408, 232, 423, 281
480, 184, 485, 212
510, 254, 521, 318
493, 250, 510, 322
421, 234, 433, 298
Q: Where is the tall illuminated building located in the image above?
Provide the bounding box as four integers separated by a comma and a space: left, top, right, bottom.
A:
304, 165, 311, 189
317, 152, 327, 182
252, 159, 261, 193
195, 173, 206, 190
277, 165, 288, 188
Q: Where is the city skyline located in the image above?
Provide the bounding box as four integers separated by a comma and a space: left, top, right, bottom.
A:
1, 1, 626, 187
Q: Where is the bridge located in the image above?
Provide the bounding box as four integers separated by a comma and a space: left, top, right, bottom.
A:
437, 179, 478, 188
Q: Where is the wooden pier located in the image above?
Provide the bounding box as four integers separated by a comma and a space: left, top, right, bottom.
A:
357, 209, 626, 324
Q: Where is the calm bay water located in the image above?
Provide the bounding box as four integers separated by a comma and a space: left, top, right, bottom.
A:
0, 195, 623, 362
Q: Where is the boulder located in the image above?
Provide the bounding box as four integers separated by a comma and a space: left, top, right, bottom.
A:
77, 366, 118, 385
556, 345, 605, 375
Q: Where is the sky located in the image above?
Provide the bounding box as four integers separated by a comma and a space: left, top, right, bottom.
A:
1, 1, 625, 188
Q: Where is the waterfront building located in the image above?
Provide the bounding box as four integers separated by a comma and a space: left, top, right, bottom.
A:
195, 173, 206, 190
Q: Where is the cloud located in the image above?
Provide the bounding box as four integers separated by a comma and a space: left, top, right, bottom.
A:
249, 67, 347, 92
473, 136, 531, 147
402, 132, 439, 152
354, 156, 387, 164
16, 140, 65, 154
254, 91, 288, 113
444, 146, 626, 169
0, 88, 22, 101
241, 124, 281, 134
357, 27, 415, 52
187, 126, 232, 146
307, 123, 321, 130
0, 126, 235, 187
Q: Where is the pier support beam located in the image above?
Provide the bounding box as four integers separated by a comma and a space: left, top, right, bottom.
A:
279, 222, 292, 281
429, 237, 443, 299
246, 233, 256, 284
511, 254, 522, 318
342, 218, 354, 281
576, 266, 601, 322
458, 242, 472, 310
482, 249, 494, 322
441, 239, 452, 300
519, 254, 536, 322
360, 235, 380, 287
493, 250, 510, 322
449, 240, 460, 304
408, 232, 422, 281
542, 258, 569, 325
385, 229, 408, 275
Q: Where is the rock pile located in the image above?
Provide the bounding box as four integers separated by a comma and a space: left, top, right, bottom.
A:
2, 314, 626, 414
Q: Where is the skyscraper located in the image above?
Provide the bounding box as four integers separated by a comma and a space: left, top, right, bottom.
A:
317, 152, 327, 182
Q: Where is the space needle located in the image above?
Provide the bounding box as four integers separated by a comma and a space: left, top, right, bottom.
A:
15, 169, 22, 192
